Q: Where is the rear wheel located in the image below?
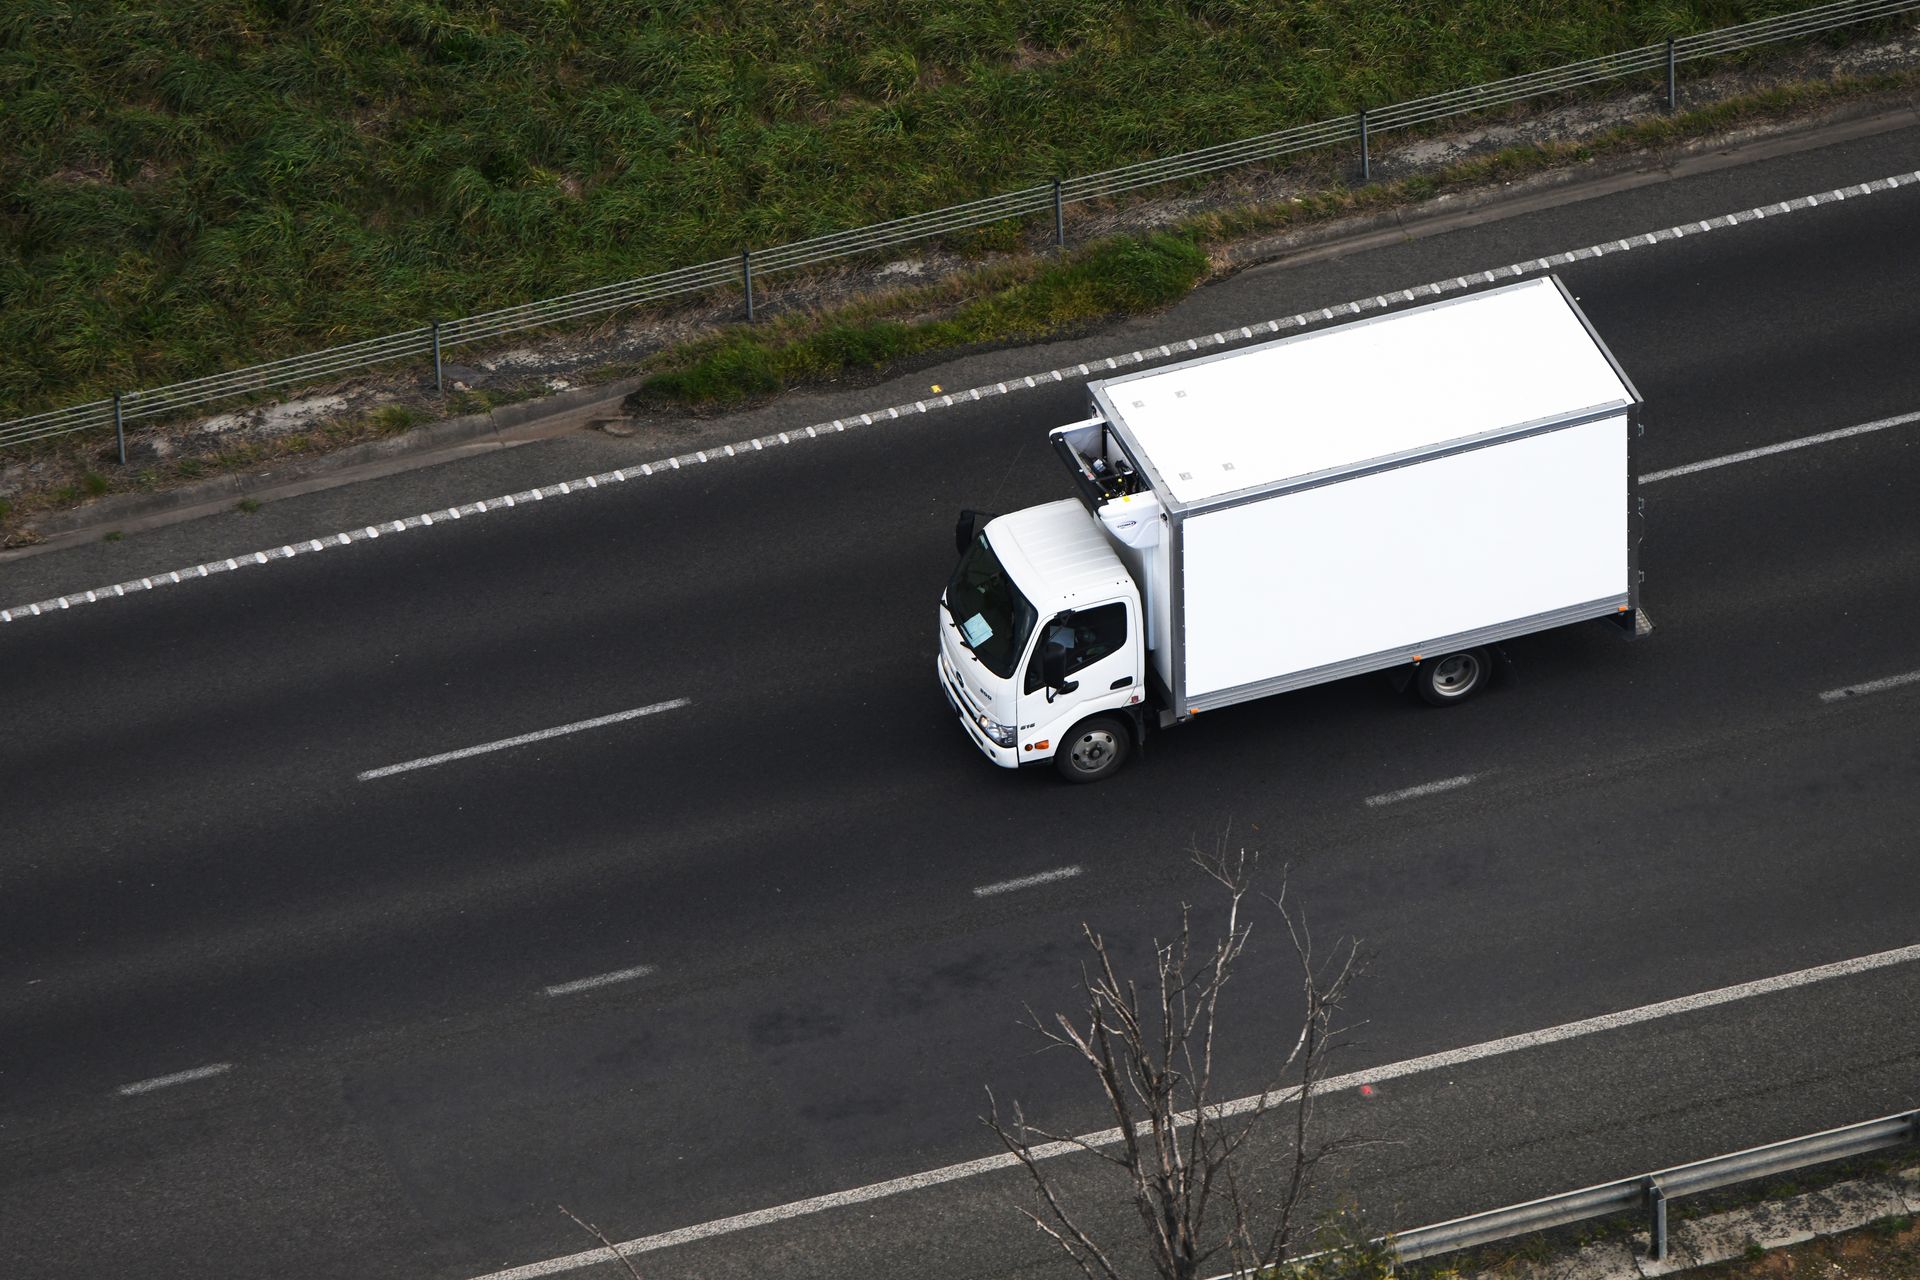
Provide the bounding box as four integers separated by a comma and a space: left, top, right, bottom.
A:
1054, 715, 1131, 784
1415, 648, 1491, 706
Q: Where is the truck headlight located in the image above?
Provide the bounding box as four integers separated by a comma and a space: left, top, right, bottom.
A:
976, 713, 1018, 748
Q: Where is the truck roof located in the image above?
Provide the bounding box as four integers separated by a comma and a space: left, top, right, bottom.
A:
986, 499, 1134, 612
1091, 277, 1639, 509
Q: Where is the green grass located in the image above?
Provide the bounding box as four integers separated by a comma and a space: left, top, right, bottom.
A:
635, 67, 1917, 406
637, 232, 1208, 405
371, 404, 422, 432
2, 0, 1874, 420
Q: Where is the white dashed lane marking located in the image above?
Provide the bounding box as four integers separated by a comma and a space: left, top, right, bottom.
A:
1637, 409, 1920, 483
117, 1063, 233, 1097
1364, 774, 1478, 807
543, 965, 658, 997
357, 699, 690, 781
1819, 668, 1920, 704
972, 865, 1084, 897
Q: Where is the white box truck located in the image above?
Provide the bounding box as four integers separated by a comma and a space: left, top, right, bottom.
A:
937, 276, 1647, 782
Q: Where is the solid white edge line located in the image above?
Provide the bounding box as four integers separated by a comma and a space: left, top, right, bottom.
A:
468, 940, 1920, 1280
117, 1063, 233, 1096
544, 965, 658, 997
11, 167, 1919, 629
1364, 774, 1477, 807
357, 699, 690, 781
1639, 409, 1920, 483
972, 865, 1085, 897
1819, 668, 1920, 704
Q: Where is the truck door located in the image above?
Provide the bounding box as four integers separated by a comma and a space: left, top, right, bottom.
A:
1019, 601, 1136, 757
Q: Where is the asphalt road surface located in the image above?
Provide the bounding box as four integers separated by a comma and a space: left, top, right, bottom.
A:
2, 118, 1918, 1280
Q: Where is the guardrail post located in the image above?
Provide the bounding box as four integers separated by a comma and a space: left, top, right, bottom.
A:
1053, 179, 1065, 248
1359, 108, 1371, 183
113, 393, 126, 466
742, 248, 755, 323
431, 322, 444, 394
1646, 1180, 1668, 1261
1665, 39, 1677, 113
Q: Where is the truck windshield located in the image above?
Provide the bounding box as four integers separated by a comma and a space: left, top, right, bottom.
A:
946, 534, 1038, 680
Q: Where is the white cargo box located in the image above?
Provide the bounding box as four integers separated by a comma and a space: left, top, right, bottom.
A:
1057, 276, 1642, 716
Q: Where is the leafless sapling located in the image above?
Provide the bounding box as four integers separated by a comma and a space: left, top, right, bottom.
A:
984, 844, 1367, 1280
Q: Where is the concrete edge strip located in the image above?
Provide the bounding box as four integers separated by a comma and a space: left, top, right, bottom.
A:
1291, 1165, 1920, 1280
1630, 1168, 1920, 1277
465, 939, 1920, 1279
7, 168, 1919, 628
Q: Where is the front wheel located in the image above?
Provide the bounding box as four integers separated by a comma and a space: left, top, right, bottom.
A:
1054, 715, 1131, 784
1415, 648, 1491, 706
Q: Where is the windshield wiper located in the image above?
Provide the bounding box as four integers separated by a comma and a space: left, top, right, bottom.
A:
944, 598, 978, 656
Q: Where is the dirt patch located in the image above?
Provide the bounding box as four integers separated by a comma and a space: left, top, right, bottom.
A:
1695, 1215, 1920, 1280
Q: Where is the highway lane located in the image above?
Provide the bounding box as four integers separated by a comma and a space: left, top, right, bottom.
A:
3, 139, 1920, 1277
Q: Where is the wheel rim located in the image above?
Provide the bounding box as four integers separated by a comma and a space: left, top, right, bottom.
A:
1070, 729, 1118, 772
1431, 653, 1481, 697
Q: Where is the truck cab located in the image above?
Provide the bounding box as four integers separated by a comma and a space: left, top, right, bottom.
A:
938, 500, 1148, 781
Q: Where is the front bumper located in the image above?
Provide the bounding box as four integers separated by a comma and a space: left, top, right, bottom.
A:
937, 653, 1019, 769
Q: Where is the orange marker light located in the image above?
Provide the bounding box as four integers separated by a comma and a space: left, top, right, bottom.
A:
1035, 740, 1049, 751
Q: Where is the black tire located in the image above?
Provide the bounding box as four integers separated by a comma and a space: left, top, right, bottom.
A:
1415, 648, 1491, 706
1054, 715, 1131, 784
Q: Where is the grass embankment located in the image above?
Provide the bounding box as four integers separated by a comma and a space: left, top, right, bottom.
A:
2, 0, 1826, 420
633, 68, 1920, 407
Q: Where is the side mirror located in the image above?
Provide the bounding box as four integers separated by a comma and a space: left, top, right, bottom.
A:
1042, 649, 1078, 698
954, 509, 995, 557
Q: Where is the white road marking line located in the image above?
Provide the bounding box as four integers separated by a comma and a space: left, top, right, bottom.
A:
1819, 668, 1920, 704
1364, 774, 1477, 807
544, 965, 658, 997
467, 939, 1920, 1280
1639, 409, 1920, 484
117, 1063, 233, 1096
11, 168, 1918, 628
357, 699, 690, 781
972, 865, 1084, 897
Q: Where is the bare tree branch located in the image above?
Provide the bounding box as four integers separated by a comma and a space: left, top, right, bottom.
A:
982, 842, 1369, 1280
557, 1204, 642, 1280
986, 1089, 1129, 1280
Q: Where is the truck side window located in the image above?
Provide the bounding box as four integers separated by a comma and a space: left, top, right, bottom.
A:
1025, 603, 1128, 693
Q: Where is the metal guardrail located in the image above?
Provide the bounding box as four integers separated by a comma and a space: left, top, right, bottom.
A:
5, 0, 1917, 454
1274, 1110, 1919, 1276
